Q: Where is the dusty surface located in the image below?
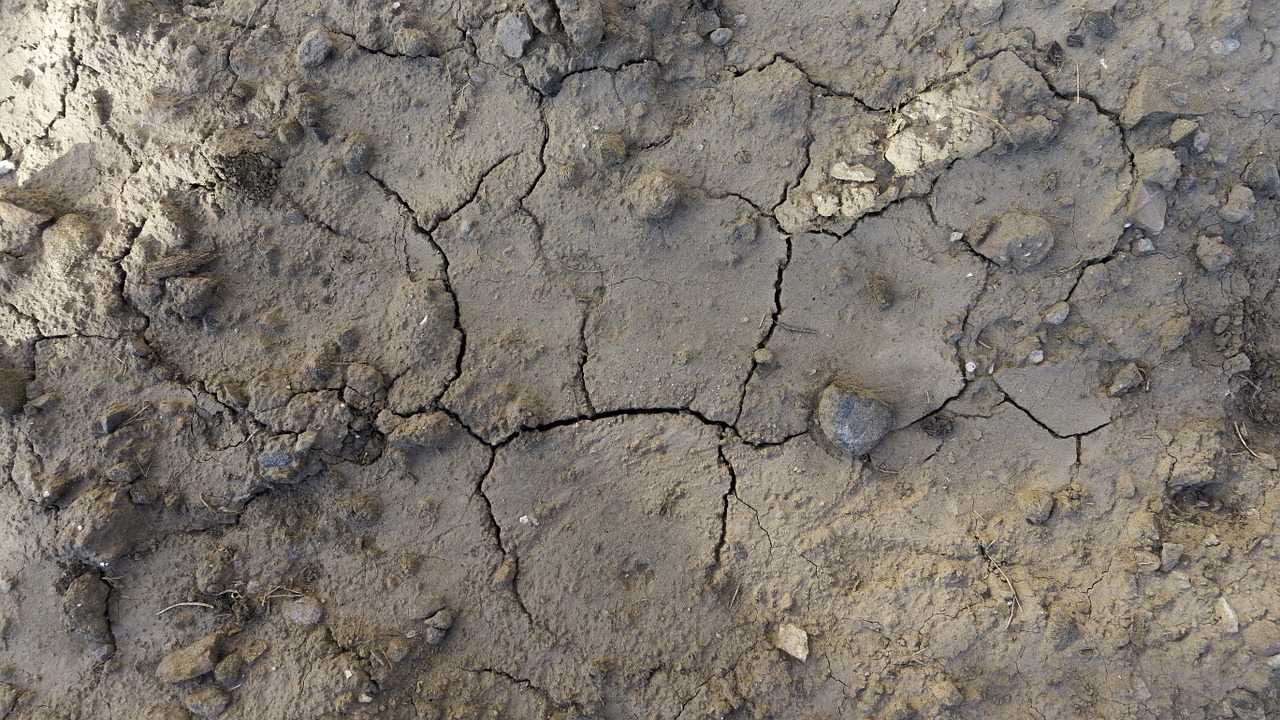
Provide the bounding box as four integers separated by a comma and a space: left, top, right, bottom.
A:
0, 0, 1278, 716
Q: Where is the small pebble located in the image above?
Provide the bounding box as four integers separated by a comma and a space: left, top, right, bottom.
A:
1134, 148, 1181, 191
1127, 181, 1166, 233
1158, 543, 1184, 572
1220, 596, 1240, 633
1169, 118, 1198, 144
774, 623, 809, 661
424, 608, 454, 645
829, 161, 876, 182
297, 30, 335, 69
0, 160, 14, 176
1043, 301, 1070, 325
1107, 362, 1143, 396
709, 28, 733, 46
1210, 37, 1240, 55
1219, 184, 1255, 223
343, 134, 373, 175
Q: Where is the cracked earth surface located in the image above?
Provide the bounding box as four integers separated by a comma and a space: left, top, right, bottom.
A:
0, 0, 1278, 716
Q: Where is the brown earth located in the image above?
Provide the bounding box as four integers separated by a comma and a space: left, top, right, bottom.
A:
1, 0, 1279, 717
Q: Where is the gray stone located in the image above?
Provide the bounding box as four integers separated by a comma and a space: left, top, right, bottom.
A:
156, 633, 222, 683
1127, 181, 1166, 233
1242, 156, 1279, 198
709, 28, 733, 46
424, 607, 454, 645
1169, 119, 1198, 144
297, 30, 335, 69
342, 134, 373, 175
1134, 148, 1181, 191
1043, 301, 1070, 325
815, 382, 893, 457
1158, 543, 1184, 572
496, 13, 533, 58
1219, 184, 1255, 223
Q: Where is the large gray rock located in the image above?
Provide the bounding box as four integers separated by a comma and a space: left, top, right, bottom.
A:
815, 382, 893, 457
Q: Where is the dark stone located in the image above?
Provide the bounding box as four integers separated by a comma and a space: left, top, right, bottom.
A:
815, 382, 893, 457
1243, 156, 1279, 198
1083, 11, 1115, 39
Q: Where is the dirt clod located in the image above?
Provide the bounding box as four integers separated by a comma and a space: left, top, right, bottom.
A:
1195, 235, 1233, 273
156, 634, 223, 684
975, 212, 1055, 269
183, 685, 231, 718
627, 171, 681, 221
496, 13, 533, 58
283, 597, 323, 628
61, 573, 114, 662
1017, 487, 1054, 524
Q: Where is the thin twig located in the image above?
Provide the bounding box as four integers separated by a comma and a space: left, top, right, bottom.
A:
776, 322, 818, 334
991, 560, 1021, 630
157, 601, 214, 616
1235, 421, 1265, 460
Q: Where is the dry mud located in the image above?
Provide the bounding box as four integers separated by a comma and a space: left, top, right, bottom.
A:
0, 0, 1278, 717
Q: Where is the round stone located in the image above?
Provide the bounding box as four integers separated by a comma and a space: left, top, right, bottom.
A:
815, 382, 893, 457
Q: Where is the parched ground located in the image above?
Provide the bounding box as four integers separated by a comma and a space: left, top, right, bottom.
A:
0, 0, 1278, 717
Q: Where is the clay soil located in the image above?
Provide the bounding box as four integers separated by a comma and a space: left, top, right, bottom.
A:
1, 0, 1279, 717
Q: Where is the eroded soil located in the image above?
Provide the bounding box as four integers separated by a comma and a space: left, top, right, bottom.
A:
1, 0, 1278, 717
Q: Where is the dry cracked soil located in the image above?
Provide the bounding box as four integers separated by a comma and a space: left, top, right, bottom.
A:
0, 0, 1278, 717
